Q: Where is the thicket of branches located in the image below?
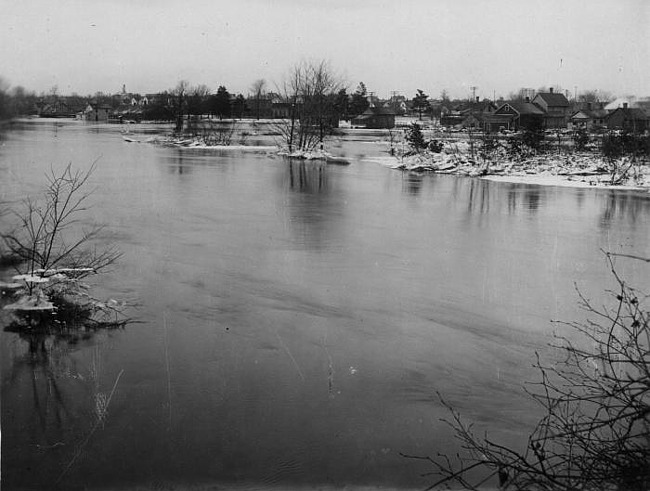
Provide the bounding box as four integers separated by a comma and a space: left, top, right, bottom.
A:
274, 60, 342, 153
405, 252, 649, 490
1, 164, 126, 330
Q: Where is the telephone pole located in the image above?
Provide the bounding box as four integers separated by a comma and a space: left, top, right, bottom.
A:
470, 86, 478, 102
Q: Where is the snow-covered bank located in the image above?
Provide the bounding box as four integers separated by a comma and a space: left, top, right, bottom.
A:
127, 135, 277, 151
277, 149, 351, 165
372, 144, 650, 192
482, 173, 650, 191
170, 143, 278, 152
130, 134, 352, 163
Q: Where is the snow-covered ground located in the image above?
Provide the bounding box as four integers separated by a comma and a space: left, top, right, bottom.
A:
367, 140, 650, 192
137, 130, 650, 192
482, 173, 650, 191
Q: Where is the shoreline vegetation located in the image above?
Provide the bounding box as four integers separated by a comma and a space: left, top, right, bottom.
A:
1, 164, 128, 334
7, 116, 647, 191
124, 117, 650, 192
389, 146, 650, 191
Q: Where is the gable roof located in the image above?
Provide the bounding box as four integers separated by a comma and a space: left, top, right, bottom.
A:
534, 92, 570, 107
496, 101, 545, 116
607, 107, 649, 120
571, 109, 608, 120
604, 98, 631, 111
570, 110, 590, 120
362, 106, 396, 116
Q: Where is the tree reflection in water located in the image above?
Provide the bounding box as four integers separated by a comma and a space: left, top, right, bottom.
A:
283, 159, 348, 251
401, 173, 423, 196
287, 159, 327, 193
504, 184, 548, 215
467, 179, 491, 215
1, 318, 126, 489
599, 190, 648, 230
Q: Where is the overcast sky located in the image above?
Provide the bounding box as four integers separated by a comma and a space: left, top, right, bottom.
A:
2, 0, 648, 100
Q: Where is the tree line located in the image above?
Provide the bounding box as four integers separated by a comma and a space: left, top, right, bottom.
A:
0, 70, 627, 125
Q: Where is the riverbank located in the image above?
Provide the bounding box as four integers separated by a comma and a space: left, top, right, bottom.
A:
140, 134, 352, 164
129, 127, 650, 192
385, 147, 650, 192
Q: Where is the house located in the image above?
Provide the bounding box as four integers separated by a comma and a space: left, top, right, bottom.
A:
487, 100, 545, 132
569, 110, 590, 129
604, 98, 633, 112
606, 105, 649, 132
351, 106, 396, 129
83, 103, 111, 122
569, 106, 608, 130
531, 88, 570, 128
37, 98, 82, 118
440, 110, 464, 128
247, 93, 274, 119
460, 98, 497, 130
386, 95, 407, 115
462, 113, 484, 130
271, 100, 292, 119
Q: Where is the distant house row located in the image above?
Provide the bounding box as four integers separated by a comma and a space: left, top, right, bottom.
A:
442, 89, 649, 133
33, 85, 650, 133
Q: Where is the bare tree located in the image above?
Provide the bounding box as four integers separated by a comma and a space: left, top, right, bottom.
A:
187, 84, 211, 118
250, 78, 267, 120
2, 164, 124, 328
404, 252, 650, 490
274, 60, 342, 153
579, 90, 614, 104
507, 88, 535, 102
169, 80, 189, 132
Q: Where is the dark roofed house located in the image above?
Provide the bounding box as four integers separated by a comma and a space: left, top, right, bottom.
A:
532, 89, 570, 128
488, 100, 545, 132
462, 113, 484, 130
606, 106, 649, 132
460, 98, 498, 130
351, 106, 396, 129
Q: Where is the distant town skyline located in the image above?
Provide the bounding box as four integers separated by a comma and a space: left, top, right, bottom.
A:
2, 0, 649, 100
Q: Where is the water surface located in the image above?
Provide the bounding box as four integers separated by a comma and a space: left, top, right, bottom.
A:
1, 119, 649, 490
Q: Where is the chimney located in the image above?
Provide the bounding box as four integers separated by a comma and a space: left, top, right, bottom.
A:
623, 102, 628, 109
476, 96, 479, 103
549, 87, 554, 94
587, 102, 592, 111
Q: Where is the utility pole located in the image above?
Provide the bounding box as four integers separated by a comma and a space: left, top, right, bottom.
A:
470, 86, 478, 102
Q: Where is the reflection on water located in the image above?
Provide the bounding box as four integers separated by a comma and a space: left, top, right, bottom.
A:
401, 173, 423, 196
599, 190, 649, 230
168, 149, 190, 175
504, 184, 547, 214
467, 178, 491, 215
287, 160, 328, 193
282, 160, 346, 251
1, 326, 123, 489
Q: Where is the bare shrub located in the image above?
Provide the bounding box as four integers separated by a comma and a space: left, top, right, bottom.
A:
1, 164, 126, 330
404, 252, 650, 490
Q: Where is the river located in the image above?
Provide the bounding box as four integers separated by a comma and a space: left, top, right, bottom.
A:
1, 119, 649, 490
